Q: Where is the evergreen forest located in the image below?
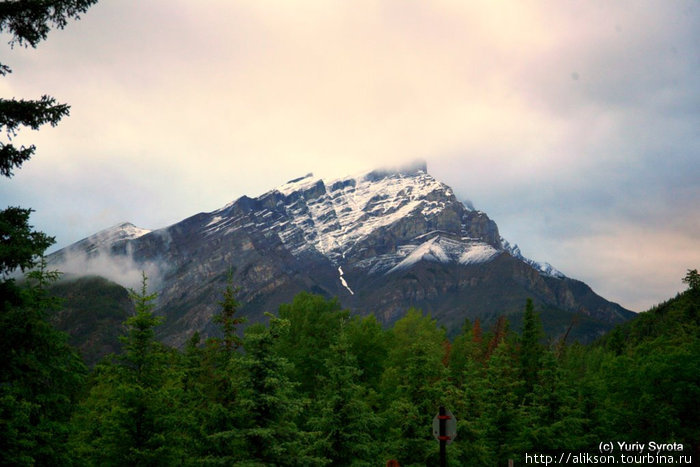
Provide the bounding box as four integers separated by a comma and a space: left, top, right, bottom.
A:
2, 267, 699, 466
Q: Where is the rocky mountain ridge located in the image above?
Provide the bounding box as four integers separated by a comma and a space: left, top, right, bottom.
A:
49, 162, 634, 347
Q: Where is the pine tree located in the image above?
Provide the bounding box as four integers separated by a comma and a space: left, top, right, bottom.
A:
449, 319, 483, 385
380, 309, 447, 465
122, 272, 162, 382
520, 298, 545, 394
177, 331, 210, 463
683, 269, 700, 293
0, 7, 97, 462
480, 341, 523, 465
472, 317, 483, 344
194, 347, 247, 466
517, 350, 591, 454
73, 272, 184, 466
1, 0, 97, 175
0, 1, 98, 48
213, 272, 245, 353
0, 259, 86, 466
448, 350, 492, 466
274, 292, 349, 395
344, 314, 388, 391
236, 317, 318, 465
192, 278, 250, 465
308, 324, 382, 466
485, 315, 508, 360
1, 1, 96, 256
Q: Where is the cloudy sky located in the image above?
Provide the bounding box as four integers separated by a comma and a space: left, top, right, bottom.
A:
1, 0, 698, 312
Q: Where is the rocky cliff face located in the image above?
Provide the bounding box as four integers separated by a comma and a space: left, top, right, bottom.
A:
48, 163, 634, 346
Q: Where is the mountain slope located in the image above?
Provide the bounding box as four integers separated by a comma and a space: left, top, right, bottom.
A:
48, 275, 133, 366
48, 162, 634, 346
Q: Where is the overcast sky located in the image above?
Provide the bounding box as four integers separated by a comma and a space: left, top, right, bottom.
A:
1, 0, 698, 312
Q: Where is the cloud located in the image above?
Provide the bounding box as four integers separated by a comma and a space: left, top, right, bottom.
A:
50, 245, 163, 292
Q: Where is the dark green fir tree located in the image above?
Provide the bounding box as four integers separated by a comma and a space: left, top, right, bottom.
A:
1, 3, 97, 464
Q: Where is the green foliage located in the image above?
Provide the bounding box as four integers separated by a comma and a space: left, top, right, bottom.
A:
0, 206, 54, 276
307, 325, 383, 466
71, 273, 185, 466
479, 341, 523, 463
48, 275, 133, 366
519, 298, 545, 394
0, 2, 113, 464
235, 316, 319, 465
122, 272, 163, 379
683, 268, 699, 292
448, 319, 485, 384
598, 282, 700, 354
380, 309, 448, 465
0, 0, 98, 48
57, 273, 700, 464
0, 261, 86, 466
275, 292, 349, 395
344, 314, 388, 390
212, 272, 245, 352
184, 281, 248, 465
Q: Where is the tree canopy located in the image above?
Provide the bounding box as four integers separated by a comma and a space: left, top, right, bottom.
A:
1, 2, 98, 465
0, 0, 98, 48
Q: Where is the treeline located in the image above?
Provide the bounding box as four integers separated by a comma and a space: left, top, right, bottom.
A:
3, 269, 699, 466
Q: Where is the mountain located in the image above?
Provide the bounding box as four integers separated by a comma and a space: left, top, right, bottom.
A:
48, 162, 634, 347
48, 275, 133, 366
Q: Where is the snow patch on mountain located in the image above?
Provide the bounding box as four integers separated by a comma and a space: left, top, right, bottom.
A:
338, 266, 354, 295
54, 222, 152, 258
206, 216, 223, 227
277, 173, 317, 196
90, 222, 151, 245
459, 242, 500, 265
501, 238, 565, 278
387, 235, 500, 274
389, 237, 450, 272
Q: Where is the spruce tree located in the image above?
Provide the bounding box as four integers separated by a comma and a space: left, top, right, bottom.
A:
213, 272, 245, 353
122, 272, 162, 381
0, 0, 97, 175
73, 273, 184, 466
520, 298, 545, 394
344, 314, 388, 391
683, 269, 700, 293
193, 278, 249, 464
0, 259, 86, 466
480, 341, 523, 465
1, 5, 97, 462
380, 309, 447, 465
308, 324, 382, 466
236, 317, 319, 465
275, 292, 349, 395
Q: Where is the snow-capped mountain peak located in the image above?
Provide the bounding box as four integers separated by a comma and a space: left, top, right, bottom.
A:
47, 164, 636, 349
230, 164, 491, 270
79, 222, 151, 252
54, 166, 560, 282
